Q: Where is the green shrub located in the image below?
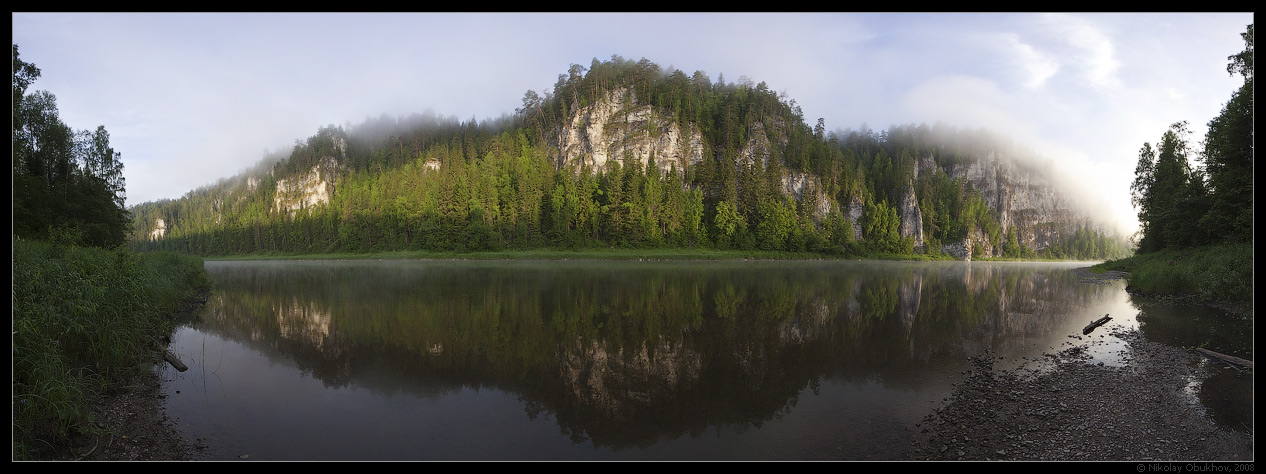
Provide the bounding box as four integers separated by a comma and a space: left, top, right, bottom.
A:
1094, 242, 1253, 306
11, 238, 210, 459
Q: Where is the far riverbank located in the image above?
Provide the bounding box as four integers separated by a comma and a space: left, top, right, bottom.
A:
199, 247, 1113, 263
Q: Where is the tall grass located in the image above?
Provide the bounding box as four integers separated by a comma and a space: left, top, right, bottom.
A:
11, 238, 211, 459
1094, 242, 1253, 307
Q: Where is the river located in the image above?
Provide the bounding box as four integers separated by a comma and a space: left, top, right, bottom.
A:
158, 259, 1251, 460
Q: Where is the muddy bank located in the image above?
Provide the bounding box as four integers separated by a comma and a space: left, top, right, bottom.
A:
53, 369, 205, 461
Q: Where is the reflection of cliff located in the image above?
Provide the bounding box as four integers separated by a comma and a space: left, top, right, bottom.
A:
276, 298, 332, 350
198, 260, 1119, 449
560, 336, 702, 419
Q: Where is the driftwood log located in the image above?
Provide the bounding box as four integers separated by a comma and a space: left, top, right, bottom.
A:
1195, 348, 1253, 369
1082, 314, 1111, 335
163, 349, 189, 372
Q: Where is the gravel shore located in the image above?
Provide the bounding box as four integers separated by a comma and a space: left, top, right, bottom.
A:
905, 268, 1253, 462
904, 329, 1252, 461
59, 370, 205, 461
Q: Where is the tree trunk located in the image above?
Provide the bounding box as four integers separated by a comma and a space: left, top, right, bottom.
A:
1195, 348, 1253, 368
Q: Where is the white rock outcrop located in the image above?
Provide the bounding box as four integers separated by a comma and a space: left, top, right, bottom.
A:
273, 156, 343, 215
149, 218, 166, 241
554, 88, 705, 176
896, 183, 925, 252
781, 170, 834, 220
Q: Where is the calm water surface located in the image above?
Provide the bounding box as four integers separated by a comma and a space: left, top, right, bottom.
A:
159, 259, 1250, 460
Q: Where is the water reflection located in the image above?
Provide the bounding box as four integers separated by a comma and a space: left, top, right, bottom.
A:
165, 260, 1137, 460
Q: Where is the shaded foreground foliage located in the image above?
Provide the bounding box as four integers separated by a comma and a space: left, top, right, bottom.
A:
11, 238, 211, 459
12, 44, 215, 459
13, 44, 130, 249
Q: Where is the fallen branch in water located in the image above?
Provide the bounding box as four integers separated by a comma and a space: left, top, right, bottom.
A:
1194, 348, 1253, 369
1082, 314, 1111, 335
163, 350, 188, 372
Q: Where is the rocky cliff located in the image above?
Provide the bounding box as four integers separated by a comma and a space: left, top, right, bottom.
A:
553, 87, 835, 217
554, 87, 705, 175
935, 151, 1086, 258
132, 68, 1113, 259
896, 183, 925, 252
148, 218, 166, 241
273, 155, 345, 215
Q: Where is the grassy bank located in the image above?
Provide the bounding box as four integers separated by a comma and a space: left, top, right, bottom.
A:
1092, 242, 1253, 309
11, 238, 211, 459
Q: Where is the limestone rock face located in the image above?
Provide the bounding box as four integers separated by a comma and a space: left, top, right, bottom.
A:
554, 87, 704, 176
940, 227, 997, 261
846, 194, 865, 241
736, 120, 784, 169
781, 170, 834, 220
554, 88, 840, 220
942, 151, 1082, 254
273, 155, 343, 215
941, 239, 972, 261
896, 184, 924, 252
149, 218, 166, 241
742, 119, 836, 219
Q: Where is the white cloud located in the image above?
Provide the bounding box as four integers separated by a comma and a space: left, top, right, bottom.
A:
1038, 13, 1123, 91
1015, 42, 1061, 89
992, 32, 1061, 89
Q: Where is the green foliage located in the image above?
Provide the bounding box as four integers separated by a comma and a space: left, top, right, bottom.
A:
1197, 24, 1254, 244
12, 239, 211, 458
1095, 242, 1252, 305
860, 200, 904, 253
755, 198, 797, 250
1131, 23, 1253, 254
1039, 224, 1132, 260
13, 45, 131, 249
711, 200, 747, 248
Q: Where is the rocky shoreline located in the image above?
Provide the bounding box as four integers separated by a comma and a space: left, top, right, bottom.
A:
905, 268, 1253, 462
904, 330, 1253, 461
54, 369, 205, 461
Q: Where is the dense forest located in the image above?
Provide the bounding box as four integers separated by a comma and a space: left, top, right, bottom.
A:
1129, 23, 1253, 253
126, 55, 1128, 260
13, 44, 131, 248
1096, 23, 1253, 306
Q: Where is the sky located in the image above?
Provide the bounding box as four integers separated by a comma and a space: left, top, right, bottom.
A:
12, 12, 1254, 237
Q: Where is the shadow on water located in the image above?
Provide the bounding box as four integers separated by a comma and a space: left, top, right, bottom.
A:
1127, 296, 1254, 435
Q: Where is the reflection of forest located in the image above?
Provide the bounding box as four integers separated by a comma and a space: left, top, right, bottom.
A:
198, 260, 1116, 449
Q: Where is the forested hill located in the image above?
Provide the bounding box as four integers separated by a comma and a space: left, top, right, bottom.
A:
128, 55, 1129, 260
